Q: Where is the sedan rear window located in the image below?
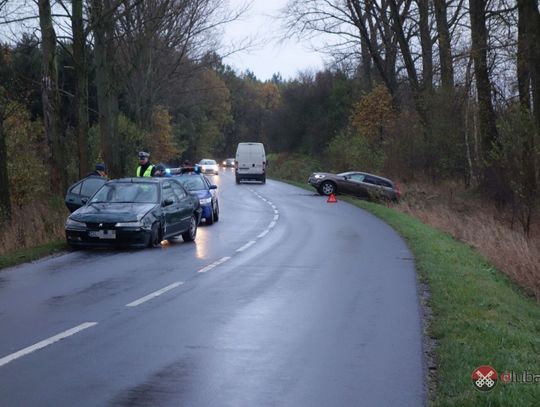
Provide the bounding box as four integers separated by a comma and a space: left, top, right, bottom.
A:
176, 176, 206, 191
81, 178, 106, 197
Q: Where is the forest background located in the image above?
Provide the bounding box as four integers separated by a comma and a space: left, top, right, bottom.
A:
0, 0, 539, 298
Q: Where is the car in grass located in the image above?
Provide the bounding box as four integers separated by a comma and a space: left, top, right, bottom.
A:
65, 178, 201, 248
175, 173, 219, 225
221, 158, 235, 168
308, 171, 401, 201
65, 175, 108, 213
198, 159, 219, 175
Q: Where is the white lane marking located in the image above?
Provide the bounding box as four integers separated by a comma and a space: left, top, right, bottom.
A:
274, 209, 279, 215
216, 256, 232, 264
0, 322, 98, 367
236, 240, 256, 252
268, 221, 276, 229
198, 264, 216, 273
197, 257, 231, 273
126, 282, 183, 307
273, 214, 279, 221
257, 229, 270, 238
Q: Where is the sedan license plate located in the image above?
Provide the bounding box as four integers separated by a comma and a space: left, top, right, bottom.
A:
88, 230, 116, 239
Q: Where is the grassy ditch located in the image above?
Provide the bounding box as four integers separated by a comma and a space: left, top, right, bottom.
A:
0, 240, 67, 270
276, 178, 540, 406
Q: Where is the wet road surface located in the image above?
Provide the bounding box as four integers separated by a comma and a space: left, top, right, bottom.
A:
0, 169, 425, 406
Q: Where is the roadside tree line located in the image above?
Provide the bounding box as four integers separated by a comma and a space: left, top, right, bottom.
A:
0, 0, 538, 238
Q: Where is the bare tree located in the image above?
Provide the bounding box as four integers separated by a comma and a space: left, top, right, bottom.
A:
469, 0, 502, 195
116, 0, 243, 129
89, 0, 124, 177
433, 0, 454, 89
0, 90, 10, 221
38, 0, 65, 193
417, 0, 432, 90
71, 0, 90, 177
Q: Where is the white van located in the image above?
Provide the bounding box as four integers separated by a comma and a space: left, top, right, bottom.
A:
235, 142, 267, 184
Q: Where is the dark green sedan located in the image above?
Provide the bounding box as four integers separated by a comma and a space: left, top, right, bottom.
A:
65, 178, 201, 249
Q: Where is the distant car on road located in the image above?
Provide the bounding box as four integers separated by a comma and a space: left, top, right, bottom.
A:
199, 159, 219, 175
235, 142, 266, 184
221, 158, 235, 168
308, 171, 401, 201
65, 178, 201, 248
175, 173, 219, 225
65, 175, 107, 213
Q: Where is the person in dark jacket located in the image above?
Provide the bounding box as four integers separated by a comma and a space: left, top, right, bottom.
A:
136, 151, 156, 177
87, 163, 107, 177
154, 163, 172, 177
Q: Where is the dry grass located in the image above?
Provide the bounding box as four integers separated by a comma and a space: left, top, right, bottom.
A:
0, 202, 67, 256
397, 181, 540, 300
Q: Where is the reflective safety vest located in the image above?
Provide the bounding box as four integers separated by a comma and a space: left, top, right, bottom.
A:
136, 164, 154, 177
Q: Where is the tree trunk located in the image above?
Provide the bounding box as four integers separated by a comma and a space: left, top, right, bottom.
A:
38, 0, 64, 194
0, 113, 10, 221
91, 0, 121, 177
346, 0, 395, 94
417, 0, 432, 90
433, 0, 454, 89
469, 0, 501, 195
72, 0, 89, 178
517, 0, 539, 219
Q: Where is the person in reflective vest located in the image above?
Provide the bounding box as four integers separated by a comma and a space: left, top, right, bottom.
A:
136, 151, 156, 177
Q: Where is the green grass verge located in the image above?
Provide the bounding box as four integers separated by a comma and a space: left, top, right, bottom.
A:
273, 177, 540, 406
0, 240, 68, 270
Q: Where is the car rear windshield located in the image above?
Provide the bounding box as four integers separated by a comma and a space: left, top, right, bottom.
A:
200, 160, 216, 165
176, 176, 206, 191
90, 183, 158, 204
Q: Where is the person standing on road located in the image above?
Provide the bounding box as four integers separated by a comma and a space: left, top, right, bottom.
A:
136, 151, 156, 177
86, 163, 108, 178
154, 163, 171, 177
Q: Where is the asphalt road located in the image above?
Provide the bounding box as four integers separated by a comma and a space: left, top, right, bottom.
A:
0, 169, 425, 406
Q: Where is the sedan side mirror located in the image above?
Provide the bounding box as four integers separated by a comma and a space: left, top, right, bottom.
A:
163, 198, 174, 207
81, 198, 88, 204
209, 185, 217, 190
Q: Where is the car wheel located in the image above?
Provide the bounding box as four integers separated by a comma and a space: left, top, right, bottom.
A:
149, 222, 162, 248
182, 215, 197, 242
235, 176, 240, 184
213, 202, 219, 222
261, 175, 266, 184
320, 181, 336, 196
206, 208, 214, 225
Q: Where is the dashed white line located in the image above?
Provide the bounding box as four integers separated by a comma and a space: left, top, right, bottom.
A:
257, 230, 270, 238
273, 214, 279, 221
197, 256, 231, 273
215, 256, 232, 265
236, 240, 256, 252
268, 221, 276, 229
126, 282, 184, 307
0, 322, 98, 367
197, 264, 216, 273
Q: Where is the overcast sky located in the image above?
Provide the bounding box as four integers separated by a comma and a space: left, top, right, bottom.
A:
222, 0, 329, 81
